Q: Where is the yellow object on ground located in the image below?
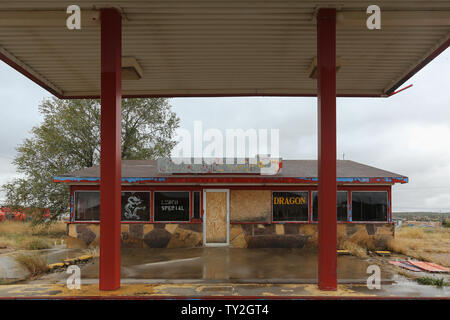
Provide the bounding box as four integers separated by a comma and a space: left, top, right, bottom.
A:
47, 262, 65, 270
375, 251, 391, 256
77, 255, 93, 261
48, 255, 93, 270
63, 258, 77, 264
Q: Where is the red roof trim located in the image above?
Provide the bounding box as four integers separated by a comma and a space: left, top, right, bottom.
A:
0, 52, 63, 98
53, 176, 408, 185
385, 37, 450, 95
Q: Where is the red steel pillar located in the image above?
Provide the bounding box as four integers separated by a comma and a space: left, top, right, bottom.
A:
99, 8, 122, 291
317, 8, 337, 291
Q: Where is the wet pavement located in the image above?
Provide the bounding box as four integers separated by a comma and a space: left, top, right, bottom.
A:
0, 246, 87, 284
69, 247, 395, 283
0, 281, 448, 298
38, 246, 88, 264
1, 247, 448, 298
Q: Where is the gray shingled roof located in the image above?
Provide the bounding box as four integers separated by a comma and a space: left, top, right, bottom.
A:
61, 160, 406, 179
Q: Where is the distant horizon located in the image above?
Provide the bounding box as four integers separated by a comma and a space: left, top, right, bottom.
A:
393, 209, 450, 214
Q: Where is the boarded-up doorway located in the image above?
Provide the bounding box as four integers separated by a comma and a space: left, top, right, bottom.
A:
203, 189, 229, 246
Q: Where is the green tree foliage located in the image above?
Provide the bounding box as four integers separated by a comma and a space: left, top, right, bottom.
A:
2, 97, 179, 223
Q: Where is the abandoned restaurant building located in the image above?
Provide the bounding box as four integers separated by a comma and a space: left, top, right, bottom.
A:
54, 158, 407, 249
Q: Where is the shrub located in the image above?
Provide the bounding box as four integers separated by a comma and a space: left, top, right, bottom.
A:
346, 230, 376, 250
341, 240, 368, 259
417, 277, 447, 287
15, 253, 48, 277
0, 237, 14, 249
443, 219, 450, 228
32, 222, 67, 238
397, 227, 424, 239
22, 238, 52, 250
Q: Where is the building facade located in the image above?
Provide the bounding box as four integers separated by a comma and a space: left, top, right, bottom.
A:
54, 159, 407, 250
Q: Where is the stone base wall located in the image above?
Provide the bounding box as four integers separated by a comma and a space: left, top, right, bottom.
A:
66, 223, 203, 249
66, 223, 394, 250
229, 223, 394, 250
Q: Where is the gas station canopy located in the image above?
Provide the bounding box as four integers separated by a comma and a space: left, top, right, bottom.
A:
0, 0, 449, 98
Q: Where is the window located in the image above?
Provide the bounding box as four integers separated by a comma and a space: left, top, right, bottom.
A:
193, 191, 201, 219
154, 191, 190, 222
272, 191, 308, 221
74, 191, 100, 221
352, 192, 388, 221
121, 192, 150, 221
312, 191, 348, 221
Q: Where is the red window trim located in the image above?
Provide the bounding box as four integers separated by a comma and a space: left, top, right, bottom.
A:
70, 185, 392, 224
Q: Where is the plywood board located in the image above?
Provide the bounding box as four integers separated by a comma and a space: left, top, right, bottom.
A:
230, 190, 271, 222
206, 192, 227, 243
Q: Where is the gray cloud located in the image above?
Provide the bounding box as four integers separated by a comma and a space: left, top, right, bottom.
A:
0, 62, 50, 195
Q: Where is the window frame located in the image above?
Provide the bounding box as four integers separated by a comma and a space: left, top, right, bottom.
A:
271, 190, 310, 223
350, 190, 389, 222
311, 190, 349, 222
70, 187, 391, 224
192, 191, 202, 220
153, 190, 192, 223
73, 190, 100, 222
121, 190, 151, 222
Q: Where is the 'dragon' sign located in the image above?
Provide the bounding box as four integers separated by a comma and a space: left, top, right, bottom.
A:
272, 191, 309, 221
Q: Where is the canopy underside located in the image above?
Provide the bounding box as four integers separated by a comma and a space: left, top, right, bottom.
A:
0, 0, 449, 98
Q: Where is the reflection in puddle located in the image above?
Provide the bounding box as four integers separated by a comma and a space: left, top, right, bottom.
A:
79, 247, 395, 283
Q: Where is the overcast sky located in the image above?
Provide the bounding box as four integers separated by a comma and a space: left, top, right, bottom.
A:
0, 48, 449, 212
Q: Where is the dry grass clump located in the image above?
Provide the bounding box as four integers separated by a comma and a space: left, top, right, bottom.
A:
21, 238, 52, 250
32, 222, 66, 238
387, 226, 450, 267
0, 221, 66, 250
336, 225, 450, 266
0, 220, 29, 234
345, 230, 377, 250
341, 240, 368, 259
86, 247, 99, 258
15, 253, 49, 277
0, 237, 14, 249
396, 227, 424, 239
387, 238, 410, 255
337, 230, 373, 258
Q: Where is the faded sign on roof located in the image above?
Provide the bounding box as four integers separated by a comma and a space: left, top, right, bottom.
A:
157, 156, 282, 175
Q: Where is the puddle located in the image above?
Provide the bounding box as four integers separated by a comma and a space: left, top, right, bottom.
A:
77, 247, 395, 283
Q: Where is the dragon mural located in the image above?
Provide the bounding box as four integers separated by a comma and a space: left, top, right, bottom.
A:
124, 195, 146, 220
